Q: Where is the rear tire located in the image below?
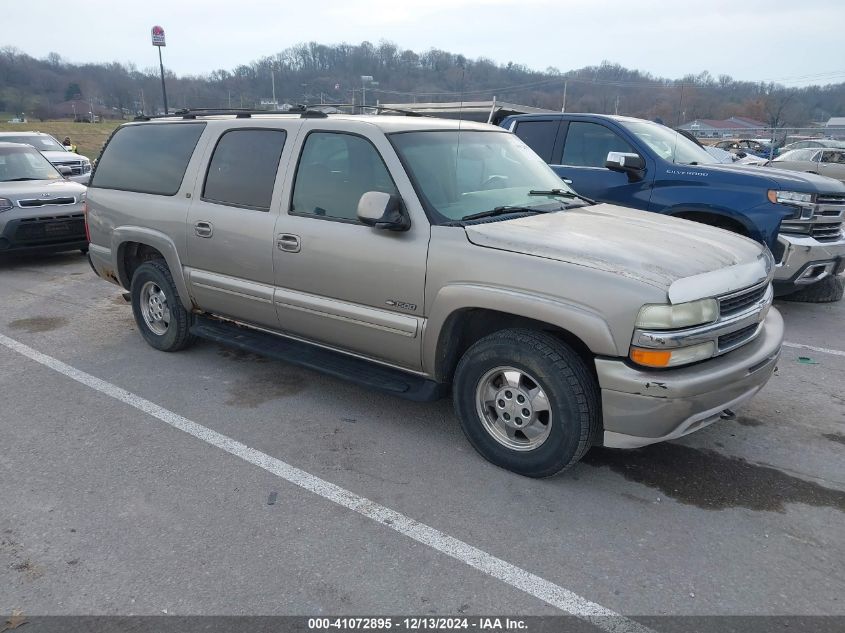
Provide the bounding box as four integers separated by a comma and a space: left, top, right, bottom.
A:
780, 275, 844, 304
452, 329, 600, 477
130, 260, 196, 351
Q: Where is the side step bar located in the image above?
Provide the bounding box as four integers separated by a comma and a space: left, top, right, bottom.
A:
190, 315, 446, 402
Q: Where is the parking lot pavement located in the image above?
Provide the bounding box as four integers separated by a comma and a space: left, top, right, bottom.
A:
1, 253, 844, 620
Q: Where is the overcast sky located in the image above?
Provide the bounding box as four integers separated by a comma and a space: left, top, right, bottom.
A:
7, 0, 844, 86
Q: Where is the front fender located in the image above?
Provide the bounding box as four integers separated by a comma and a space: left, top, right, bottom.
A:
112, 226, 193, 310
422, 283, 620, 378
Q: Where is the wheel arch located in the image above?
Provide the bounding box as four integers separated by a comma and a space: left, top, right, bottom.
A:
432, 308, 599, 384
112, 226, 193, 310
667, 207, 754, 237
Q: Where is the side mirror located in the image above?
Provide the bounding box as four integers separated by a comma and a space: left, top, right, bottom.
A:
357, 191, 410, 232
57, 165, 73, 178
605, 152, 645, 179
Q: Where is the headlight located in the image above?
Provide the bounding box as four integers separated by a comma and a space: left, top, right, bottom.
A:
635, 298, 719, 330
0, 197, 13, 212
630, 341, 716, 368
768, 190, 813, 207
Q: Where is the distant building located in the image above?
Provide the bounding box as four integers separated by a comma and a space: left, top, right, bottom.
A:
825, 117, 845, 138
53, 99, 111, 121
678, 116, 768, 138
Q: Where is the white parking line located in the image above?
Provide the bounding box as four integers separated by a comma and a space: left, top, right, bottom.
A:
783, 341, 845, 358
0, 331, 652, 633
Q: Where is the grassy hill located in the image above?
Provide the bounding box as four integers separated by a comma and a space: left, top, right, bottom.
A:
0, 119, 124, 160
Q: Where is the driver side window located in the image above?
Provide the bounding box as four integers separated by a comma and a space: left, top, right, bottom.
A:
561, 122, 635, 167
291, 132, 397, 221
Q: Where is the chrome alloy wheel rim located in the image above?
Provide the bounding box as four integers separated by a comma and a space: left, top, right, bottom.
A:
475, 366, 553, 451
139, 281, 171, 336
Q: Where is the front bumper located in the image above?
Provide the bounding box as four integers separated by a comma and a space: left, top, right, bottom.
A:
596, 308, 783, 448
773, 233, 845, 291
0, 212, 88, 255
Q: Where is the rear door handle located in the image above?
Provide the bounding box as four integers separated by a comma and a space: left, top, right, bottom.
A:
194, 221, 213, 238
277, 233, 301, 253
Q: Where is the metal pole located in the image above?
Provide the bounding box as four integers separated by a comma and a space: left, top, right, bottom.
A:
158, 46, 168, 114
562, 80, 567, 113
271, 70, 276, 108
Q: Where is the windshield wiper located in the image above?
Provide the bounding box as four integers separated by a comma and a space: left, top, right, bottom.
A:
529, 188, 595, 204
2, 177, 43, 182
458, 206, 549, 222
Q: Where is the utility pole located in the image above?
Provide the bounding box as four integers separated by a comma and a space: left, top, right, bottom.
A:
151, 26, 168, 114
615, 94, 619, 115
361, 76, 375, 114
561, 80, 567, 113
271, 70, 276, 108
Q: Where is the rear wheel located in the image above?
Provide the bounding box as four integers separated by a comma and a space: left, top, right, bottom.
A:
130, 260, 196, 351
452, 329, 600, 477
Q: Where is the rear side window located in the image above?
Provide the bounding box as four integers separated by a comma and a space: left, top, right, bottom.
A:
202, 129, 287, 210
513, 120, 559, 163
91, 122, 205, 195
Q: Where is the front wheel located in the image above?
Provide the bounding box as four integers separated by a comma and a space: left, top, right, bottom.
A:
130, 260, 196, 352
452, 329, 600, 477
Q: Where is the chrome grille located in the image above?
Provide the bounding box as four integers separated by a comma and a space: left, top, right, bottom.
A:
816, 193, 845, 205
18, 196, 77, 208
52, 160, 87, 175
812, 223, 843, 241
718, 324, 760, 352
719, 283, 768, 317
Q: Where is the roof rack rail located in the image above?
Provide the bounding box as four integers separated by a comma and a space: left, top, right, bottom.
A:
133, 107, 329, 122
373, 105, 429, 117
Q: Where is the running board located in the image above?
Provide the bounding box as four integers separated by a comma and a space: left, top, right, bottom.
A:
190, 315, 445, 402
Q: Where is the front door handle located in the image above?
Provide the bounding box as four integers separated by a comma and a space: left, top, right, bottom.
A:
194, 221, 213, 238
277, 233, 301, 253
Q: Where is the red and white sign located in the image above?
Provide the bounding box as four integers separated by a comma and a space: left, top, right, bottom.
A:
151, 25, 166, 47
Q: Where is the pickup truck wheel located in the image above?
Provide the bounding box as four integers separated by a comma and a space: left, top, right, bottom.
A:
453, 329, 599, 477
130, 260, 196, 352
780, 275, 844, 303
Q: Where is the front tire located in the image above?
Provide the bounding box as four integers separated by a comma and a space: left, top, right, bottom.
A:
452, 329, 600, 477
130, 260, 196, 352
780, 275, 844, 304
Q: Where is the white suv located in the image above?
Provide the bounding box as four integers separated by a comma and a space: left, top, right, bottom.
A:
0, 131, 92, 184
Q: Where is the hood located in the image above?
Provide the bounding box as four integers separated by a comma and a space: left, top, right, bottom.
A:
41, 150, 89, 163
465, 204, 770, 297
0, 178, 87, 200
689, 162, 845, 193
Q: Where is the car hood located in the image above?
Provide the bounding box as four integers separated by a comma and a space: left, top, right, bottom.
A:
41, 150, 88, 162
464, 203, 772, 301
0, 178, 87, 200
692, 162, 845, 192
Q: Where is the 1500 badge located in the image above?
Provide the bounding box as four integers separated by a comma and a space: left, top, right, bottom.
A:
385, 299, 417, 311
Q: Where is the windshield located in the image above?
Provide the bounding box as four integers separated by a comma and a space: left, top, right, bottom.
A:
623, 120, 716, 165
0, 145, 62, 181
774, 149, 816, 162
0, 134, 66, 152
389, 130, 577, 222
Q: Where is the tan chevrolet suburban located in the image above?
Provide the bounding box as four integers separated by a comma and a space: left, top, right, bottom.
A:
85, 109, 783, 477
